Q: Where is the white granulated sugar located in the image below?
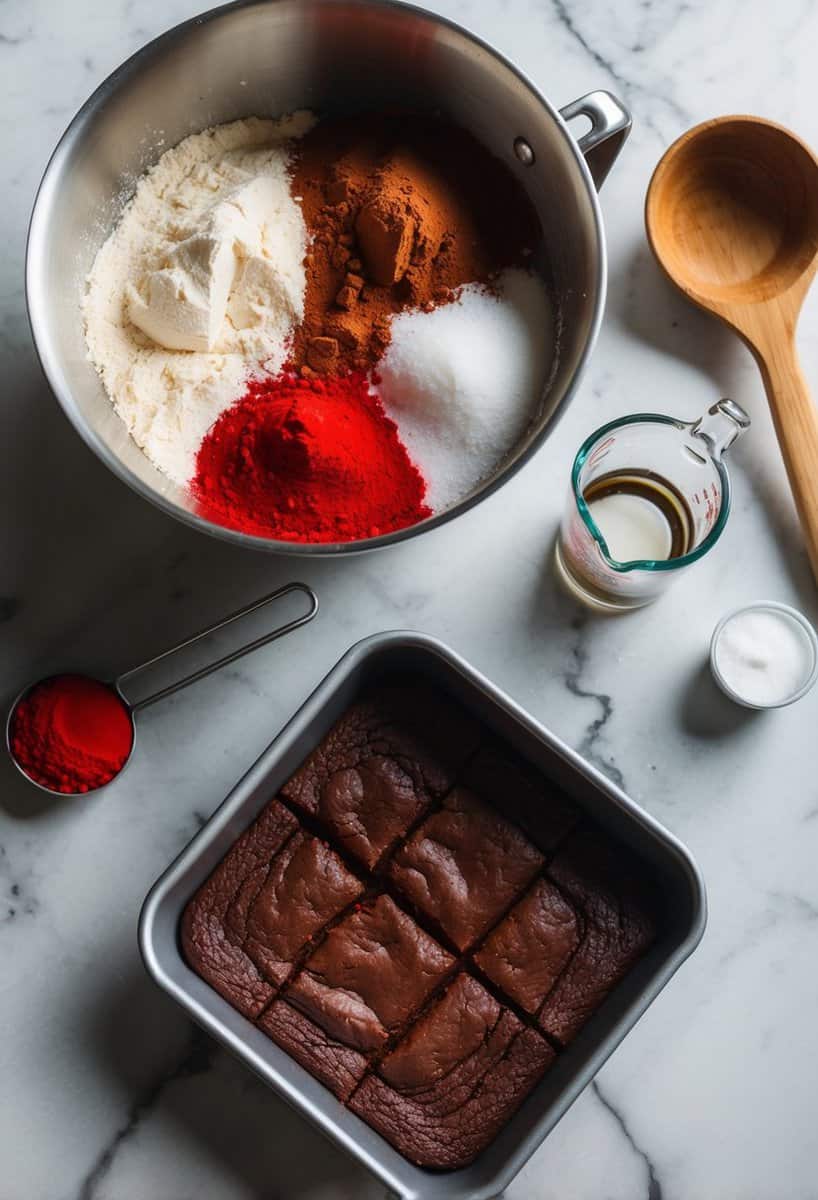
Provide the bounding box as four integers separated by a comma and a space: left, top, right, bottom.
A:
714, 608, 814, 706
83, 113, 314, 484
378, 268, 554, 512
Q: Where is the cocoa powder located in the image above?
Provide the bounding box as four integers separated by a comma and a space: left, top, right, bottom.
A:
289, 112, 540, 374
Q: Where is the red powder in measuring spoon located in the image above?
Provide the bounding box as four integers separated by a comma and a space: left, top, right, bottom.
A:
192, 373, 430, 542
10, 674, 134, 794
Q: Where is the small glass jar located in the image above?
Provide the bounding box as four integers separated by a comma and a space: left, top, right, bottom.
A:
709, 602, 818, 709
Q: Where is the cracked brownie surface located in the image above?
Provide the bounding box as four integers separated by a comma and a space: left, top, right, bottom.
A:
181, 799, 297, 1018
537, 830, 658, 1044
349, 973, 555, 1169
388, 786, 544, 951
241, 831, 364, 986
281, 683, 480, 868
474, 877, 581, 1014
286, 894, 454, 1053
462, 744, 580, 853
258, 999, 369, 1101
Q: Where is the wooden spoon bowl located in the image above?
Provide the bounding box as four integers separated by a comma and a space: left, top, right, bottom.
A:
646, 116, 818, 582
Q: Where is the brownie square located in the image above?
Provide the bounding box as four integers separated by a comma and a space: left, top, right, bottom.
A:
240, 831, 364, 986
538, 830, 659, 1044
462, 745, 580, 853
349, 973, 554, 1169
281, 682, 480, 869
258, 1000, 368, 1101
286, 894, 454, 1054
474, 877, 581, 1014
388, 787, 544, 951
181, 799, 298, 1019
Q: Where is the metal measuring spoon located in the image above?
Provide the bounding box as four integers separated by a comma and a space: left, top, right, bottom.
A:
646, 115, 818, 584
6, 582, 318, 798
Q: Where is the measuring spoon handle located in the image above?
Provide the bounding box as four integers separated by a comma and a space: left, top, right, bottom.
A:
755, 328, 818, 585
117, 583, 318, 712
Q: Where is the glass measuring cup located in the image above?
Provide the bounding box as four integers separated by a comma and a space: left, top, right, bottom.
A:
555, 399, 751, 610
6, 582, 318, 797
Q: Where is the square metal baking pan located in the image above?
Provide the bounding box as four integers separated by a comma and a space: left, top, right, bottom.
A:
139, 631, 706, 1199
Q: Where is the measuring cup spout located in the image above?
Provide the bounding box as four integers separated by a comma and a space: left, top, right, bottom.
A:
689, 399, 751, 460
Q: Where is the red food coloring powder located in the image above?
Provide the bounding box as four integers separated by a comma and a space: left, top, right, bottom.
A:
192, 373, 431, 542
10, 674, 134, 794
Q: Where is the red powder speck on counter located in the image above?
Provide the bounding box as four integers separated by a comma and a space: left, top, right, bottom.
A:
10, 674, 134, 793
192, 373, 431, 542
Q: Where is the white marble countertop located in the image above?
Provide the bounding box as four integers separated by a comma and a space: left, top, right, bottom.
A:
4, 1, 818, 1197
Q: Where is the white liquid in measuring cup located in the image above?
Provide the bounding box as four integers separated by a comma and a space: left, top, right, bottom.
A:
583, 470, 692, 564
587, 492, 673, 563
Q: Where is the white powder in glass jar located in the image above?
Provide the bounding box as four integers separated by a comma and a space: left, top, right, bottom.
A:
712, 606, 817, 707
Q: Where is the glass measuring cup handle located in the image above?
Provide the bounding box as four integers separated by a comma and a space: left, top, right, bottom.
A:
689, 399, 751, 459
115, 583, 318, 712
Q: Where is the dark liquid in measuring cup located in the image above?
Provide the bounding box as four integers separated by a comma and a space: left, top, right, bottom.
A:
583, 470, 694, 561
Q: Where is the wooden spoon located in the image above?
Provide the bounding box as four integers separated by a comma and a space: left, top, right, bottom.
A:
645, 115, 818, 583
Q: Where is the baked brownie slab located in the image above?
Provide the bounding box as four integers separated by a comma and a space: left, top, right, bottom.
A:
181, 799, 298, 1019
538, 830, 658, 1044
180, 683, 663, 1172
349, 973, 554, 1169
241, 831, 364, 986
258, 1000, 368, 1101
281, 683, 480, 869
462, 745, 580, 854
474, 877, 581, 1014
286, 894, 454, 1054
388, 787, 544, 951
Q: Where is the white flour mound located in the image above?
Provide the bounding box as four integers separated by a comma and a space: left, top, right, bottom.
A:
378, 269, 554, 512
83, 113, 314, 485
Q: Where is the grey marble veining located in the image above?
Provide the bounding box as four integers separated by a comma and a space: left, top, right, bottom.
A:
3, 1, 818, 1197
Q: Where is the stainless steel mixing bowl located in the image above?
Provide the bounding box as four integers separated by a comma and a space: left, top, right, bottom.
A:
26, 0, 630, 555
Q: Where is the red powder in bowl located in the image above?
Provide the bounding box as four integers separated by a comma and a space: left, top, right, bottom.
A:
10, 674, 134, 794
192, 373, 430, 542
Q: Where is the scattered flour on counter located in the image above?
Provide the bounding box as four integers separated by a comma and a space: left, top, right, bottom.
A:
377, 268, 554, 512
83, 113, 314, 484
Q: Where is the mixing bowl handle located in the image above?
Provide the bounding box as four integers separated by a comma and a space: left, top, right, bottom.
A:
560, 90, 631, 189
116, 583, 318, 712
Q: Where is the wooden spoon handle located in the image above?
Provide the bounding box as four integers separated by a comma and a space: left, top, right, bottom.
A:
756, 337, 818, 583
